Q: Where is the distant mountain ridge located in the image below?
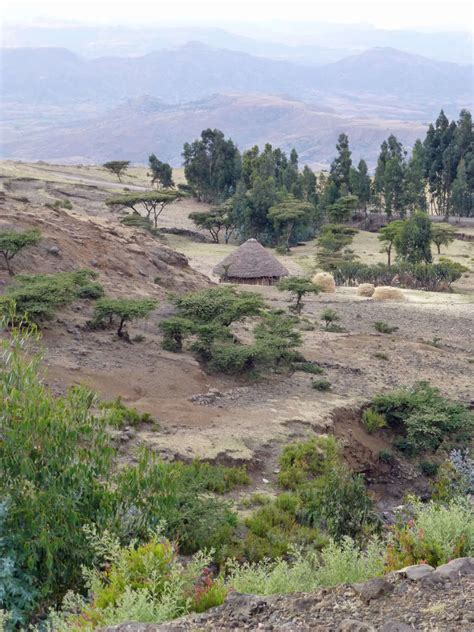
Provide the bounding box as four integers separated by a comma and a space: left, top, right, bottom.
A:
2, 43, 471, 106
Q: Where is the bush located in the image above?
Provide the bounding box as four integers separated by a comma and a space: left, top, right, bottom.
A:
91, 297, 157, 337
374, 321, 398, 334
293, 361, 324, 374
373, 352, 389, 361
278, 437, 339, 490
0, 229, 41, 276
320, 308, 339, 330
311, 379, 331, 391
332, 260, 466, 292
378, 450, 395, 465
47, 534, 227, 631
385, 497, 473, 569
175, 286, 265, 326
419, 461, 439, 477
76, 282, 105, 299
298, 465, 377, 541
371, 382, 473, 455
98, 397, 153, 428
226, 536, 385, 596
361, 409, 387, 434
159, 317, 195, 352
277, 277, 321, 314
0, 269, 100, 323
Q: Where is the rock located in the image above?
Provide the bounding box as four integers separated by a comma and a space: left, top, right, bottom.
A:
90, 259, 99, 267
352, 578, 394, 603
433, 557, 474, 581
380, 621, 412, 631
338, 619, 375, 631
47, 245, 61, 256
396, 563, 434, 581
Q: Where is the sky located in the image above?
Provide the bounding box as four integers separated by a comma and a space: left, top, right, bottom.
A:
2, 0, 473, 32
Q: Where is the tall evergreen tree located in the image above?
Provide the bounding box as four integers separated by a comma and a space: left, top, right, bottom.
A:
330, 133, 352, 195
405, 140, 427, 213
349, 159, 371, 213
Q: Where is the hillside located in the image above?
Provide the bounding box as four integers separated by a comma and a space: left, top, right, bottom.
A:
1, 94, 427, 166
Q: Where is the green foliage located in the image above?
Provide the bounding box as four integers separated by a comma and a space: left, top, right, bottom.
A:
268, 195, 314, 250
183, 129, 241, 203
431, 223, 456, 254
48, 534, 226, 631
120, 214, 157, 234
103, 160, 130, 182
378, 450, 395, 464
311, 379, 331, 391
91, 297, 156, 337
332, 259, 466, 291
175, 286, 265, 326
326, 194, 359, 223
293, 361, 324, 374
374, 321, 399, 334
394, 211, 433, 264
227, 537, 385, 596
278, 437, 339, 490
373, 351, 389, 361
316, 224, 358, 271
277, 276, 321, 313
106, 190, 181, 228
0, 269, 100, 323
419, 461, 439, 477
385, 497, 473, 569
187, 462, 250, 494
189, 202, 236, 244
298, 465, 377, 541
159, 317, 195, 352
378, 220, 405, 266
0, 229, 41, 275
320, 307, 339, 330
98, 397, 153, 428
46, 199, 73, 210
76, 282, 105, 299
361, 409, 387, 434
148, 154, 174, 188
371, 382, 473, 454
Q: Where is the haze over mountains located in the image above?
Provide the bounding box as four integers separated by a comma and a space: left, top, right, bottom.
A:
1, 24, 473, 167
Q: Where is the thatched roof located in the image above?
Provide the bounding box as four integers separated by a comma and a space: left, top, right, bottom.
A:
213, 239, 289, 279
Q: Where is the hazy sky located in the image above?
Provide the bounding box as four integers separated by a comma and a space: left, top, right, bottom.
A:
3, 0, 473, 31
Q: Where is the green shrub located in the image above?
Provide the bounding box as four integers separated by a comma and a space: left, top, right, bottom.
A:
76, 282, 105, 299
187, 462, 251, 494
371, 382, 473, 455
47, 534, 227, 631
385, 497, 473, 569
374, 321, 399, 334
0, 269, 99, 323
159, 317, 195, 352
378, 450, 395, 465
278, 437, 339, 490
419, 461, 439, 477
91, 297, 157, 337
293, 361, 324, 374
175, 286, 265, 326
320, 308, 339, 330
361, 409, 387, 434
373, 351, 389, 361
99, 397, 153, 428
0, 229, 41, 276
277, 277, 321, 314
311, 379, 331, 391
298, 465, 377, 541
226, 536, 385, 596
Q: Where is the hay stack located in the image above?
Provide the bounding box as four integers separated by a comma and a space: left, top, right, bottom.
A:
312, 272, 336, 293
372, 286, 405, 301
357, 283, 375, 297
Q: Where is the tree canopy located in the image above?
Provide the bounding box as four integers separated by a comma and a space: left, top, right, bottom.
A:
149, 154, 174, 188
0, 229, 41, 275
106, 190, 182, 228
103, 160, 130, 182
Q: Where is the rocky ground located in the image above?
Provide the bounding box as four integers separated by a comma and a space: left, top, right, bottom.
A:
102, 558, 474, 631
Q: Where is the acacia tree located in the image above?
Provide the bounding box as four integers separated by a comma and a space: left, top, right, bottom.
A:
378, 220, 405, 266
0, 229, 41, 275
106, 190, 182, 228
268, 195, 313, 251
189, 202, 236, 243
91, 297, 156, 339
148, 154, 174, 188
277, 276, 321, 314
103, 161, 130, 182
431, 223, 456, 255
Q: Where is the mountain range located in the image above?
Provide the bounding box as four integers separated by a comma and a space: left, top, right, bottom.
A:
1, 42, 472, 167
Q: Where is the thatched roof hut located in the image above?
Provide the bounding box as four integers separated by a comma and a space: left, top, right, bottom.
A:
213, 238, 289, 285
